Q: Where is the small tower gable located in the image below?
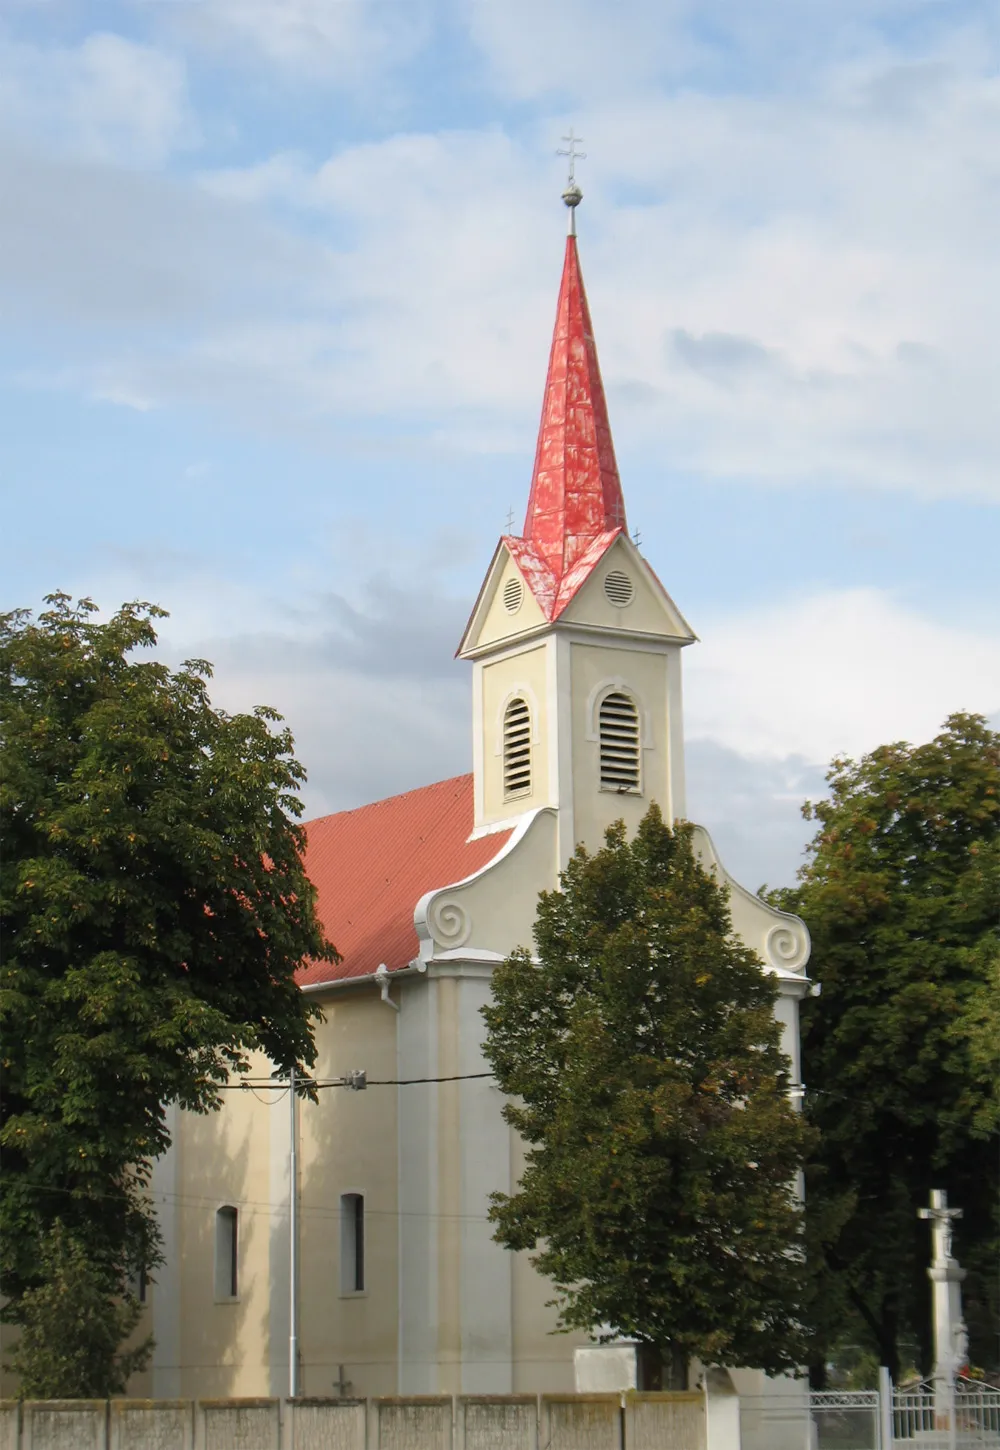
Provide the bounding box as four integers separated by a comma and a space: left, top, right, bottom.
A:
458, 541, 547, 657
557, 533, 696, 642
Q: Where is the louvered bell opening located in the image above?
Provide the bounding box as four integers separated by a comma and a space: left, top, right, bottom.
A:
599, 691, 640, 793
503, 698, 532, 799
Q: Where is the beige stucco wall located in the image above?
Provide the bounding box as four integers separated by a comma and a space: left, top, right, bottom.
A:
297, 988, 400, 1397
476, 555, 547, 650
142, 991, 401, 1401
165, 1048, 274, 1398
436, 976, 463, 1394
480, 644, 553, 824
419, 810, 558, 964
569, 640, 671, 852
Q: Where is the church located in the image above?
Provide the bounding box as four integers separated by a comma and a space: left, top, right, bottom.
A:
138, 189, 813, 1403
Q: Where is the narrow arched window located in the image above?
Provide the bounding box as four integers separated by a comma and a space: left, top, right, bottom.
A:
340, 1193, 365, 1293
215, 1206, 238, 1300
599, 691, 641, 793
503, 697, 531, 799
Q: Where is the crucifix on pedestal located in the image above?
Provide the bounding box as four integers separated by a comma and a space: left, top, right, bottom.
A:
917, 1190, 968, 1391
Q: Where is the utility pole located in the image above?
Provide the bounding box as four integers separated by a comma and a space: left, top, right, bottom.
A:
289, 1063, 298, 1400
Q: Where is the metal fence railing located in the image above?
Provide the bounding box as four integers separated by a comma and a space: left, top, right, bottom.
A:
894, 1379, 1000, 1450
740, 1377, 1000, 1450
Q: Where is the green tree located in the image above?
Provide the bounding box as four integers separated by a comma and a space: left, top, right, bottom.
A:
769, 714, 1000, 1382
482, 806, 815, 1378
6, 1222, 153, 1399
1, 595, 337, 1336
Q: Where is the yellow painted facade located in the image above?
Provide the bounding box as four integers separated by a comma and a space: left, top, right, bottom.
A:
479, 642, 553, 823
106, 228, 818, 1407
133, 521, 810, 1402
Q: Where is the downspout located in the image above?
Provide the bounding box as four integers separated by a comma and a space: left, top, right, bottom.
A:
374, 963, 400, 1011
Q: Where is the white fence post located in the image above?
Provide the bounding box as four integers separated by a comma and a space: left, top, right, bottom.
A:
703, 1369, 740, 1450
878, 1367, 893, 1450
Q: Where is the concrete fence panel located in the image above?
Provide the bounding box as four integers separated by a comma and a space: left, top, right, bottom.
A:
287, 1399, 366, 1450
0, 1404, 20, 1450
198, 1398, 280, 1450
457, 1397, 537, 1450
22, 1400, 106, 1450
624, 1393, 706, 1450
372, 1398, 453, 1450
110, 1398, 194, 1450
541, 1395, 622, 1450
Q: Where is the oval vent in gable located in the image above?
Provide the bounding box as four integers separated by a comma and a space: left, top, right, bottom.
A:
604, 569, 634, 607
502, 577, 524, 614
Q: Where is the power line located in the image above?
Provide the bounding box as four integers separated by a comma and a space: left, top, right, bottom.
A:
17, 1179, 498, 1223
369, 1072, 494, 1086
215, 1071, 494, 1091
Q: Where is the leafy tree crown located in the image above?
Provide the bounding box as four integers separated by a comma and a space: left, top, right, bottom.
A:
482, 805, 814, 1374
1, 594, 337, 1315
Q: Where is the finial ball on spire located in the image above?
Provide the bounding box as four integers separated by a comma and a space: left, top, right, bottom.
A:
557, 129, 586, 221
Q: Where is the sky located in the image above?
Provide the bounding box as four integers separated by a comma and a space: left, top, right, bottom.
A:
2, 0, 999, 890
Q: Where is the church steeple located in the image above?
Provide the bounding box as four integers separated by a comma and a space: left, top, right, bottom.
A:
522, 234, 627, 581
458, 186, 694, 844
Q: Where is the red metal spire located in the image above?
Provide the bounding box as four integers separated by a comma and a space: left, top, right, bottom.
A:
522, 234, 627, 580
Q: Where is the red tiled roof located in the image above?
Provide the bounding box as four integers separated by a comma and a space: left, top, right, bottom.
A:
297, 774, 512, 988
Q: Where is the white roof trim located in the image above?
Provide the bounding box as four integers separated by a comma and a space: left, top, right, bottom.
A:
414, 807, 551, 962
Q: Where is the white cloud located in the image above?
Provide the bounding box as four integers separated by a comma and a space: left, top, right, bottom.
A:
71, 557, 472, 822
464, 0, 697, 103
0, 32, 195, 167
68, 59, 1000, 497
162, 581, 1000, 888
0, 135, 318, 337
75, 550, 1000, 891
685, 740, 825, 891
685, 586, 1000, 764
4, 10, 1000, 506
170, 0, 427, 84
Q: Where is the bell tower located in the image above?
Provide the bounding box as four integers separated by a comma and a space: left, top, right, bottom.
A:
458, 184, 695, 866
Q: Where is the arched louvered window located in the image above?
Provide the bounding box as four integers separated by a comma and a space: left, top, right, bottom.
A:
503, 697, 532, 799
599, 691, 641, 793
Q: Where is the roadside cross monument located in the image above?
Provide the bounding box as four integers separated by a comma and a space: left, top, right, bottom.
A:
918, 1189, 968, 1441
918, 1189, 968, 1382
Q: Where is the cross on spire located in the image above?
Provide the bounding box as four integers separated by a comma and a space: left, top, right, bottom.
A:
558, 128, 586, 185
557, 129, 586, 234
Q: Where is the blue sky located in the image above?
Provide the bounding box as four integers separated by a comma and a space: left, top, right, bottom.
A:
2, 0, 999, 888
